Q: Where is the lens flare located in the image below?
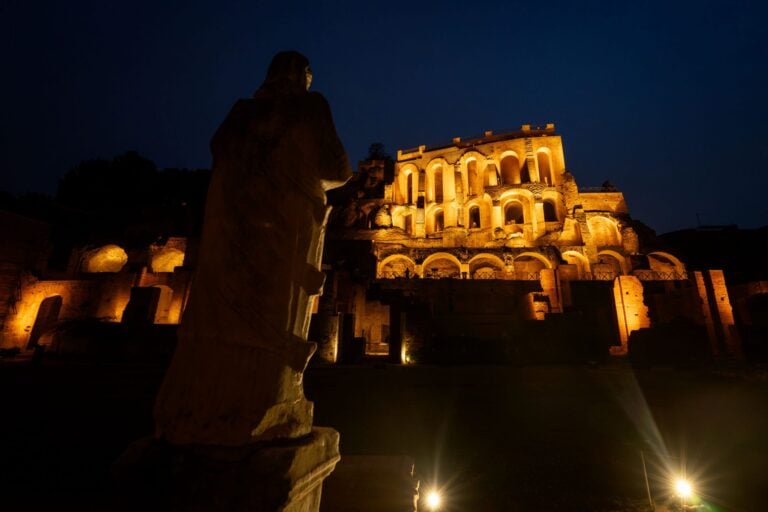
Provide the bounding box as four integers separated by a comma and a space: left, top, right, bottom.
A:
675, 478, 693, 498
425, 489, 442, 510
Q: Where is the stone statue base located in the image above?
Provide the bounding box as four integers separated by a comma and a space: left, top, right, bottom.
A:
114, 427, 340, 512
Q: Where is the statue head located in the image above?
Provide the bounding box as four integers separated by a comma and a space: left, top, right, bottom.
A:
256, 51, 312, 97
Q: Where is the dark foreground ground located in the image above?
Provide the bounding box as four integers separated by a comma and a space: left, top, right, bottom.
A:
1, 359, 767, 511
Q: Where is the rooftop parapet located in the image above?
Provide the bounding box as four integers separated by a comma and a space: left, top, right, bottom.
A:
397, 123, 556, 161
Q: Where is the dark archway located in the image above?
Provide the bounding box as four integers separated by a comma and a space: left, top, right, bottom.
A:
469, 205, 481, 228
543, 200, 558, 221
505, 202, 524, 224
28, 296, 63, 349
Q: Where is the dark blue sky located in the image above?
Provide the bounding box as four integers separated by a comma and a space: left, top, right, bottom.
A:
2, 0, 766, 233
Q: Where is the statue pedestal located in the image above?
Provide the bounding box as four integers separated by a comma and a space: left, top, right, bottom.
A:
115, 427, 340, 512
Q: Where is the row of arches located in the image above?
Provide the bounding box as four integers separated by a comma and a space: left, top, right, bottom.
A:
378, 252, 553, 280
82, 244, 185, 273
396, 148, 559, 206
378, 250, 685, 280
392, 192, 564, 235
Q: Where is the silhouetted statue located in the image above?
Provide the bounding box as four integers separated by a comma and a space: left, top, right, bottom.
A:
154, 51, 351, 446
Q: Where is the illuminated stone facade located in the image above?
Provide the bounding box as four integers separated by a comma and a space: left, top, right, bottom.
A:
319, 125, 740, 363
0, 224, 192, 353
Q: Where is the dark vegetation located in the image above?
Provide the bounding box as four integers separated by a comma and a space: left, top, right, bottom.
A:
1, 151, 210, 271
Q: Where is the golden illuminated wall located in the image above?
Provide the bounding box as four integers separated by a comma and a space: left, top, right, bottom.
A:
83, 245, 128, 273
694, 270, 739, 356
392, 126, 568, 243
2, 278, 96, 349
151, 249, 185, 273
612, 276, 650, 355
332, 125, 728, 361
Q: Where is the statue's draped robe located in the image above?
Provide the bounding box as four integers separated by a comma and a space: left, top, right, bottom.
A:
155, 90, 351, 446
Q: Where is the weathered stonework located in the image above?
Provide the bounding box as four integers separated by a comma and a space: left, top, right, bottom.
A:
323, 125, 740, 361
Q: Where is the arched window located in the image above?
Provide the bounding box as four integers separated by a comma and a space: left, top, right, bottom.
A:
434, 210, 444, 232
588, 217, 621, 246
543, 200, 558, 222
520, 160, 530, 183
401, 170, 415, 204
484, 164, 498, 187
500, 154, 521, 185
467, 159, 478, 196
537, 151, 553, 185
504, 202, 524, 224
433, 166, 443, 203
469, 205, 481, 228
598, 253, 624, 276
404, 214, 413, 234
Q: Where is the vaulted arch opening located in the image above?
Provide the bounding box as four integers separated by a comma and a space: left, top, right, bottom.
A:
500, 154, 521, 185
432, 166, 444, 203
423, 255, 461, 279
588, 216, 622, 247
484, 163, 498, 187
543, 200, 558, 222
537, 150, 553, 185
467, 159, 479, 196
469, 205, 481, 228
379, 255, 417, 279
469, 255, 505, 280
504, 202, 525, 225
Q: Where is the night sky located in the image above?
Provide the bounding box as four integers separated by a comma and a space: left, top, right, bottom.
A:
2, 0, 766, 233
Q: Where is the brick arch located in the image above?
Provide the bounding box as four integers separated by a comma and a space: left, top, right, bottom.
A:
588, 216, 622, 247
561, 250, 591, 276
647, 251, 685, 273
422, 252, 462, 278
425, 204, 445, 234
597, 249, 629, 275
514, 251, 553, 269
396, 163, 419, 204
390, 205, 411, 230
378, 254, 417, 278
459, 150, 487, 197
536, 147, 555, 185
469, 253, 506, 279
499, 150, 523, 185
426, 157, 449, 204
465, 196, 492, 229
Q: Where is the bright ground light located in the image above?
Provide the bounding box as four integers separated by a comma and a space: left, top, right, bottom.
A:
675, 478, 693, 498
426, 489, 442, 510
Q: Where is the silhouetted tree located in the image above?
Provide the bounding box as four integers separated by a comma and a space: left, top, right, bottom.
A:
366, 142, 391, 162
57, 151, 159, 212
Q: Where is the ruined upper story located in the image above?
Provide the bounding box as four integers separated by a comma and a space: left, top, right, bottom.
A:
332, 124, 633, 254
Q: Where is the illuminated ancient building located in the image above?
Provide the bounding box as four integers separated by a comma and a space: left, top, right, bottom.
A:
316, 125, 743, 363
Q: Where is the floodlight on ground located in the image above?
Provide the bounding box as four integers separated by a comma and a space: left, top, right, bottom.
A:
675, 478, 692, 499
674, 476, 694, 510
425, 489, 442, 510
